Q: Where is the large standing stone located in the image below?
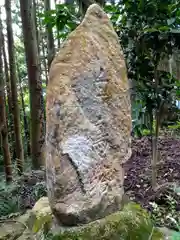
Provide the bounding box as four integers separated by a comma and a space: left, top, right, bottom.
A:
46, 3, 132, 226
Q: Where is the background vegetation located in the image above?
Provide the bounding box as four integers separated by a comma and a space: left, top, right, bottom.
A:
0, 0, 180, 236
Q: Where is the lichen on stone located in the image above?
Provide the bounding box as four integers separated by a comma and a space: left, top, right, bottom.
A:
50, 202, 163, 240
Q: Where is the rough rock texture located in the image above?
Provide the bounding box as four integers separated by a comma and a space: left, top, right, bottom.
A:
0, 211, 31, 240
30, 198, 164, 240
51, 203, 164, 240
0, 197, 176, 239
0, 222, 25, 240
0, 198, 52, 240
46, 3, 132, 226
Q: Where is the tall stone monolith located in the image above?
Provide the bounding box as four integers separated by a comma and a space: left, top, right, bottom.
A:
46, 3, 132, 226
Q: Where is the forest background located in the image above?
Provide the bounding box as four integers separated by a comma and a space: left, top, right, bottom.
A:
0, 0, 180, 234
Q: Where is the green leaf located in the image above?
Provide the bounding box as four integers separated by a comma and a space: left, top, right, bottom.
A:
158, 26, 170, 31
167, 18, 176, 26
33, 213, 52, 233
143, 27, 158, 33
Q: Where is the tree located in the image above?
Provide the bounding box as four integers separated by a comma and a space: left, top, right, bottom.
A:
77, 0, 106, 14
33, 0, 46, 128
0, 10, 12, 182
114, 0, 180, 189
33, 0, 48, 85
1, 16, 15, 158
19, 0, 45, 169
44, 0, 55, 69
5, 0, 24, 175
16, 59, 31, 157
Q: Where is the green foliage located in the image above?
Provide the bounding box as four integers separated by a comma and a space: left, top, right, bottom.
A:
32, 182, 47, 200
105, 1, 180, 132
168, 121, 180, 134
105, 0, 180, 189
40, 1, 180, 134
33, 211, 52, 234
0, 181, 21, 218
150, 195, 179, 230
40, 3, 80, 40
0, 168, 47, 219
149, 184, 180, 232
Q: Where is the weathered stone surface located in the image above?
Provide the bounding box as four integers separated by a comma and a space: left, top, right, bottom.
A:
31, 197, 52, 233
0, 198, 52, 240
51, 203, 164, 240
46, 3, 132, 226
0, 222, 25, 240
0, 197, 173, 240
29, 199, 164, 240
0, 211, 31, 240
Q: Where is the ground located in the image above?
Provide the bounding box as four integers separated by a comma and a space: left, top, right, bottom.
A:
124, 136, 180, 230
0, 136, 180, 232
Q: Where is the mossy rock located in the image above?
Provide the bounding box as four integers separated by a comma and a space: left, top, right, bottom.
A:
48, 203, 163, 240
0, 211, 31, 240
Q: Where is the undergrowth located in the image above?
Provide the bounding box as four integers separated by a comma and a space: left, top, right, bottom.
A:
0, 181, 21, 218
148, 184, 180, 239
0, 156, 180, 239
0, 170, 47, 219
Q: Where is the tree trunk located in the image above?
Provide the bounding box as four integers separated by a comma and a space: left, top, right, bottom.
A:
35, 0, 48, 85
16, 62, 31, 157
44, 0, 55, 70
54, 0, 61, 49
5, 0, 24, 175
1, 19, 15, 159
41, 38, 49, 86
20, 0, 45, 169
33, 0, 46, 132
0, 11, 12, 182
152, 111, 160, 190
151, 67, 160, 190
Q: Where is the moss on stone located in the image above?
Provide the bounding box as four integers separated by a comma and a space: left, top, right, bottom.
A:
51, 202, 164, 240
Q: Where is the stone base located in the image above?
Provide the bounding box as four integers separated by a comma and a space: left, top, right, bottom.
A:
0, 197, 169, 240
49, 202, 163, 240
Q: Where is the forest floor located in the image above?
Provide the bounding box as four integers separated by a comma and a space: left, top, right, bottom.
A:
124, 136, 180, 230
0, 136, 180, 231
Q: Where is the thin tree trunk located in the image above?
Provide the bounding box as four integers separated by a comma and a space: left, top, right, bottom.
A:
44, 0, 55, 70
37, 1, 48, 85
151, 67, 160, 190
16, 62, 31, 156
33, 0, 46, 132
152, 111, 160, 190
54, 0, 61, 49
1, 24, 15, 159
20, 0, 45, 169
0, 11, 12, 182
0, 102, 13, 183
5, 0, 24, 175
41, 38, 49, 85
